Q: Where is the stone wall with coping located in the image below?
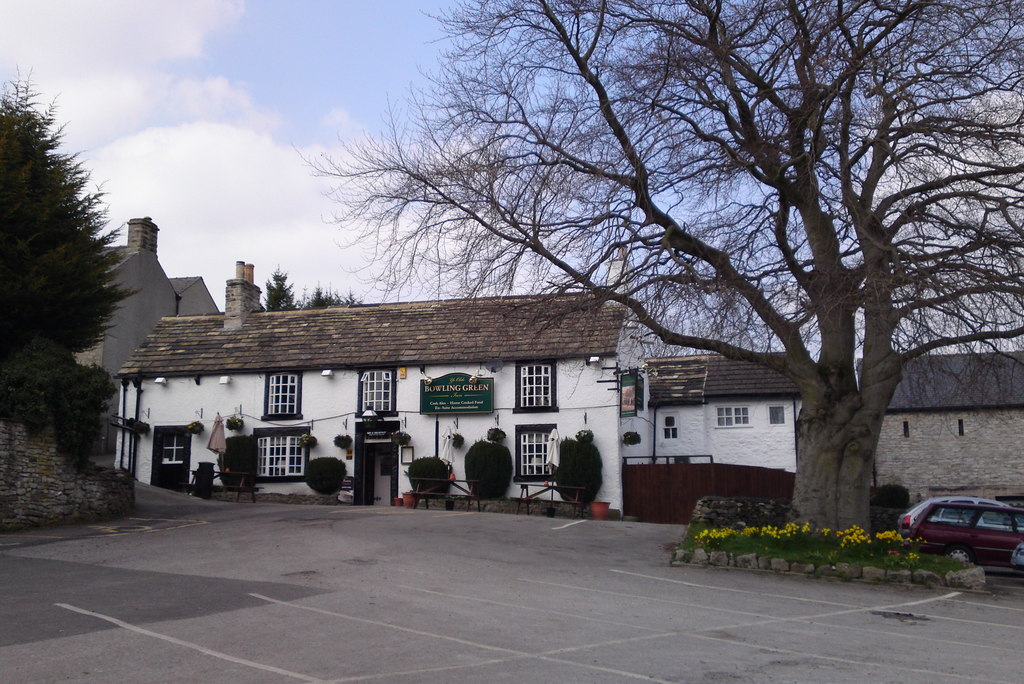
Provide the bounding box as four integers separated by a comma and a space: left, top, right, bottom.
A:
691, 495, 902, 534
0, 420, 134, 530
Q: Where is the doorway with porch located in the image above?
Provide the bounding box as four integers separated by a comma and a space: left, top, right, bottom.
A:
152, 427, 190, 490
355, 422, 399, 505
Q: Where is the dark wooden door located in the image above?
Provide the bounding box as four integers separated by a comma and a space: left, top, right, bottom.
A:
152, 428, 191, 490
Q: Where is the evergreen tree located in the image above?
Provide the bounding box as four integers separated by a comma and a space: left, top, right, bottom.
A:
300, 285, 361, 309
264, 267, 297, 311
0, 80, 124, 361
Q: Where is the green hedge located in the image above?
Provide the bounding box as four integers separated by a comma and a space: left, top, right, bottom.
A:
555, 438, 603, 503
306, 457, 347, 494
407, 456, 451, 494
464, 439, 512, 498
221, 435, 258, 486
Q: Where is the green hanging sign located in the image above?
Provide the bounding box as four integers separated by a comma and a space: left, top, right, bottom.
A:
620, 372, 643, 417
420, 373, 494, 414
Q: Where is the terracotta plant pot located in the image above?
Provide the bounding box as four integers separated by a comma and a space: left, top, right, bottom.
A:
403, 492, 415, 508
393, 497, 403, 506
590, 501, 610, 521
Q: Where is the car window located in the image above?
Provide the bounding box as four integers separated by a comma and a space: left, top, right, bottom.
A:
1014, 513, 1024, 532
976, 510, 1013, 531
925, 506, 976, 527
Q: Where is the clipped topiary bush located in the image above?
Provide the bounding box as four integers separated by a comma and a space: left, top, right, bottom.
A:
464, 439, 512, 498
406, 456, 451, 494
221, 435, 258, 485
555, 438, 603, 503
306, 457, 347, 494
871, 483, 910, 509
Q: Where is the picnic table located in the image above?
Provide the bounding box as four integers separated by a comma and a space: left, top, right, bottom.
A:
514, 483, 588, 517
411, 478, 481, 511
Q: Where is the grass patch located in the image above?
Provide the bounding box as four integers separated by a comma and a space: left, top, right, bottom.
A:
680, 522, 964, 575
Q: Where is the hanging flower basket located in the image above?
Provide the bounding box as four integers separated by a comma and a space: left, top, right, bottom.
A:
575, 429, 594, 443
185, 421, 204, 435
225, 416, 244, 431
126, 418, 150, 435
298, 433, 318, 448
334, 434, 353, 449
622, 431, 641, 445
450, 432, 465, 449
392, 430, 411, 446
486, 427, 506, 443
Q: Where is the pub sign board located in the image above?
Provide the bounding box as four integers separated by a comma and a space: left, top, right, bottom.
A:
420, 372, 494, 414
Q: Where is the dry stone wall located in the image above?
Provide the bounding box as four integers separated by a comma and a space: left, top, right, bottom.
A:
1, 419, 133, 530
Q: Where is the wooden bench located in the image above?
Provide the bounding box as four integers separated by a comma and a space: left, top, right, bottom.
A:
411, 478, 481, 511
514, 484, 588, 518
217, 471, 260, 502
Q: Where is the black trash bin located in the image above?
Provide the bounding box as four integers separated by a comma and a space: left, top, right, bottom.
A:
194, 462, 215, 499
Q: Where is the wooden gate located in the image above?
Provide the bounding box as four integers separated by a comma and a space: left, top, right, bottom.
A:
622, 462, 795, 524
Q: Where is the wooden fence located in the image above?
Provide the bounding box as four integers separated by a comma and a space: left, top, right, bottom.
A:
621, 461, 795, 524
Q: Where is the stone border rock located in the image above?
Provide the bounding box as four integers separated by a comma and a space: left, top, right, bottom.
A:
671, 547, 986, 590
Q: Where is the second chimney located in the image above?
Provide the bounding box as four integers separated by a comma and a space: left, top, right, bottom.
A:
126, 217, 159, 256
224, 261, 262, 329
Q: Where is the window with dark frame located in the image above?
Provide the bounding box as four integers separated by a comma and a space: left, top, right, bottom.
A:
515, 361, 557, 412
359, 369, 395, 414
769, 405, 786, 425
663, 415, 678, 439
254, 427, 308, 480
514, 423, 557, 481
263, 372, 302, 419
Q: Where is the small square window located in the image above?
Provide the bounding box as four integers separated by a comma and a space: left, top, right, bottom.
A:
717, 406, 749, 427
769, 406, 785, 425
663, 415, 678, 439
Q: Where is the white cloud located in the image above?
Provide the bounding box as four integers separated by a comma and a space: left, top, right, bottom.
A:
90, 122, 368, 307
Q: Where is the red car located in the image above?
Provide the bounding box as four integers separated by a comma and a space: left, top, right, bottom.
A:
908, 501, 1024, 567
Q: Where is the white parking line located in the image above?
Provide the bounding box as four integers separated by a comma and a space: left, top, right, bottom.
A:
553, 519, 587, 530
55, 603, 323, 682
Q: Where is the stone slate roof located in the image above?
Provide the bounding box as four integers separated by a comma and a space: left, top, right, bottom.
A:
647, 355, 798, 407
168, 276, 205, 296
889, 352, 1024, 411
118, 295, 626, 377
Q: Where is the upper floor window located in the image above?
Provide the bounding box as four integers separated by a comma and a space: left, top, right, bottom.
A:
515, 424, 556, 481
663, 415, 679, 439
360, 369, 395, 414
768, 406, 786, 425
516, 361, 557, 412
264, 372, 301, 418
716, 406, 749, 427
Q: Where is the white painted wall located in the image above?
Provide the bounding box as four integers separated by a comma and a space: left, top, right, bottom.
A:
121, 356, 629, 508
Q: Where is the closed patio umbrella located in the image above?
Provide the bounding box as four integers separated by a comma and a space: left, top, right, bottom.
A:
545, 428, 560, 478
206, 413, 227, 465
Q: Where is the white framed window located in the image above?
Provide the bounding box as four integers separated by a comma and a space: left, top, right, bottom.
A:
663, 415, 679, 439
361, 370, 394, 413
258, 434, 305, 477
515, 423, 556, 481
516, 362, 556, 411
265, 372, 300, 417
768, 406, 786, 425
716, 406, 750, 427
160, 433, 187, 464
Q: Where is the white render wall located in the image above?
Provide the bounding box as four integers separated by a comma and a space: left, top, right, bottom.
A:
122, 357, 628, 508
644, 398, 798, 471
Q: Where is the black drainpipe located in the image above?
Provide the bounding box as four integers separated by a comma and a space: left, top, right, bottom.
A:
651, 404, 658, 464
118, 378, 129, 470
131, 377, 144, 478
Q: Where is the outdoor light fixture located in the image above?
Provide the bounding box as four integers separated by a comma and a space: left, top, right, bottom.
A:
321, 369, 334, 377
219, 376, 231, 385
361, 409, 378, 420
154, 377, 167, 385
587, 356, 601, 365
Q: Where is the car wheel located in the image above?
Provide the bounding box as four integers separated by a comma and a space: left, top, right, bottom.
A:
945, 544, 974, 565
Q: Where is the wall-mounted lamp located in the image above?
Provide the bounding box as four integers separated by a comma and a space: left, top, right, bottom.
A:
485, 359, 504, 373
321, 369, 334, 377
154, 377, 167, 385
361, 409, 378, 420
423, 377, 433, 386
587, 356, 601, 365
219, 376, 231, 385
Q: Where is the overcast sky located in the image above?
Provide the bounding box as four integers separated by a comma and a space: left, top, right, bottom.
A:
0, 0, 452, 307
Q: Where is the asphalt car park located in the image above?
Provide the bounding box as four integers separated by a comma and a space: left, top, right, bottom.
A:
2, 484, 1024, 683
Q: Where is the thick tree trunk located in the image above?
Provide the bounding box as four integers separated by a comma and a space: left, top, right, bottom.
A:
790, 396, 886, 530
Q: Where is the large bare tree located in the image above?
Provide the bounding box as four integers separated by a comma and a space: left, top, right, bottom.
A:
320, 0, 1024, 528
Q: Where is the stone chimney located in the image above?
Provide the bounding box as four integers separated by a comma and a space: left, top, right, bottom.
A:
224, 261, 262, 329
126, 217, 159, 255
605, 246, 628, 291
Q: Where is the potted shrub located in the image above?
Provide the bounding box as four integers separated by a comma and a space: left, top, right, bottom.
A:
220, 435, 258, 486
464, 439, 513, 498
225, 416, 244, 431
486, 427, 506, 443
185, 421, 204, 435
406, 456, 451, 495
556, 437, 606, 519
306, 457, 347, 494
622, 431, 641, 445
334, 434, 353, 449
